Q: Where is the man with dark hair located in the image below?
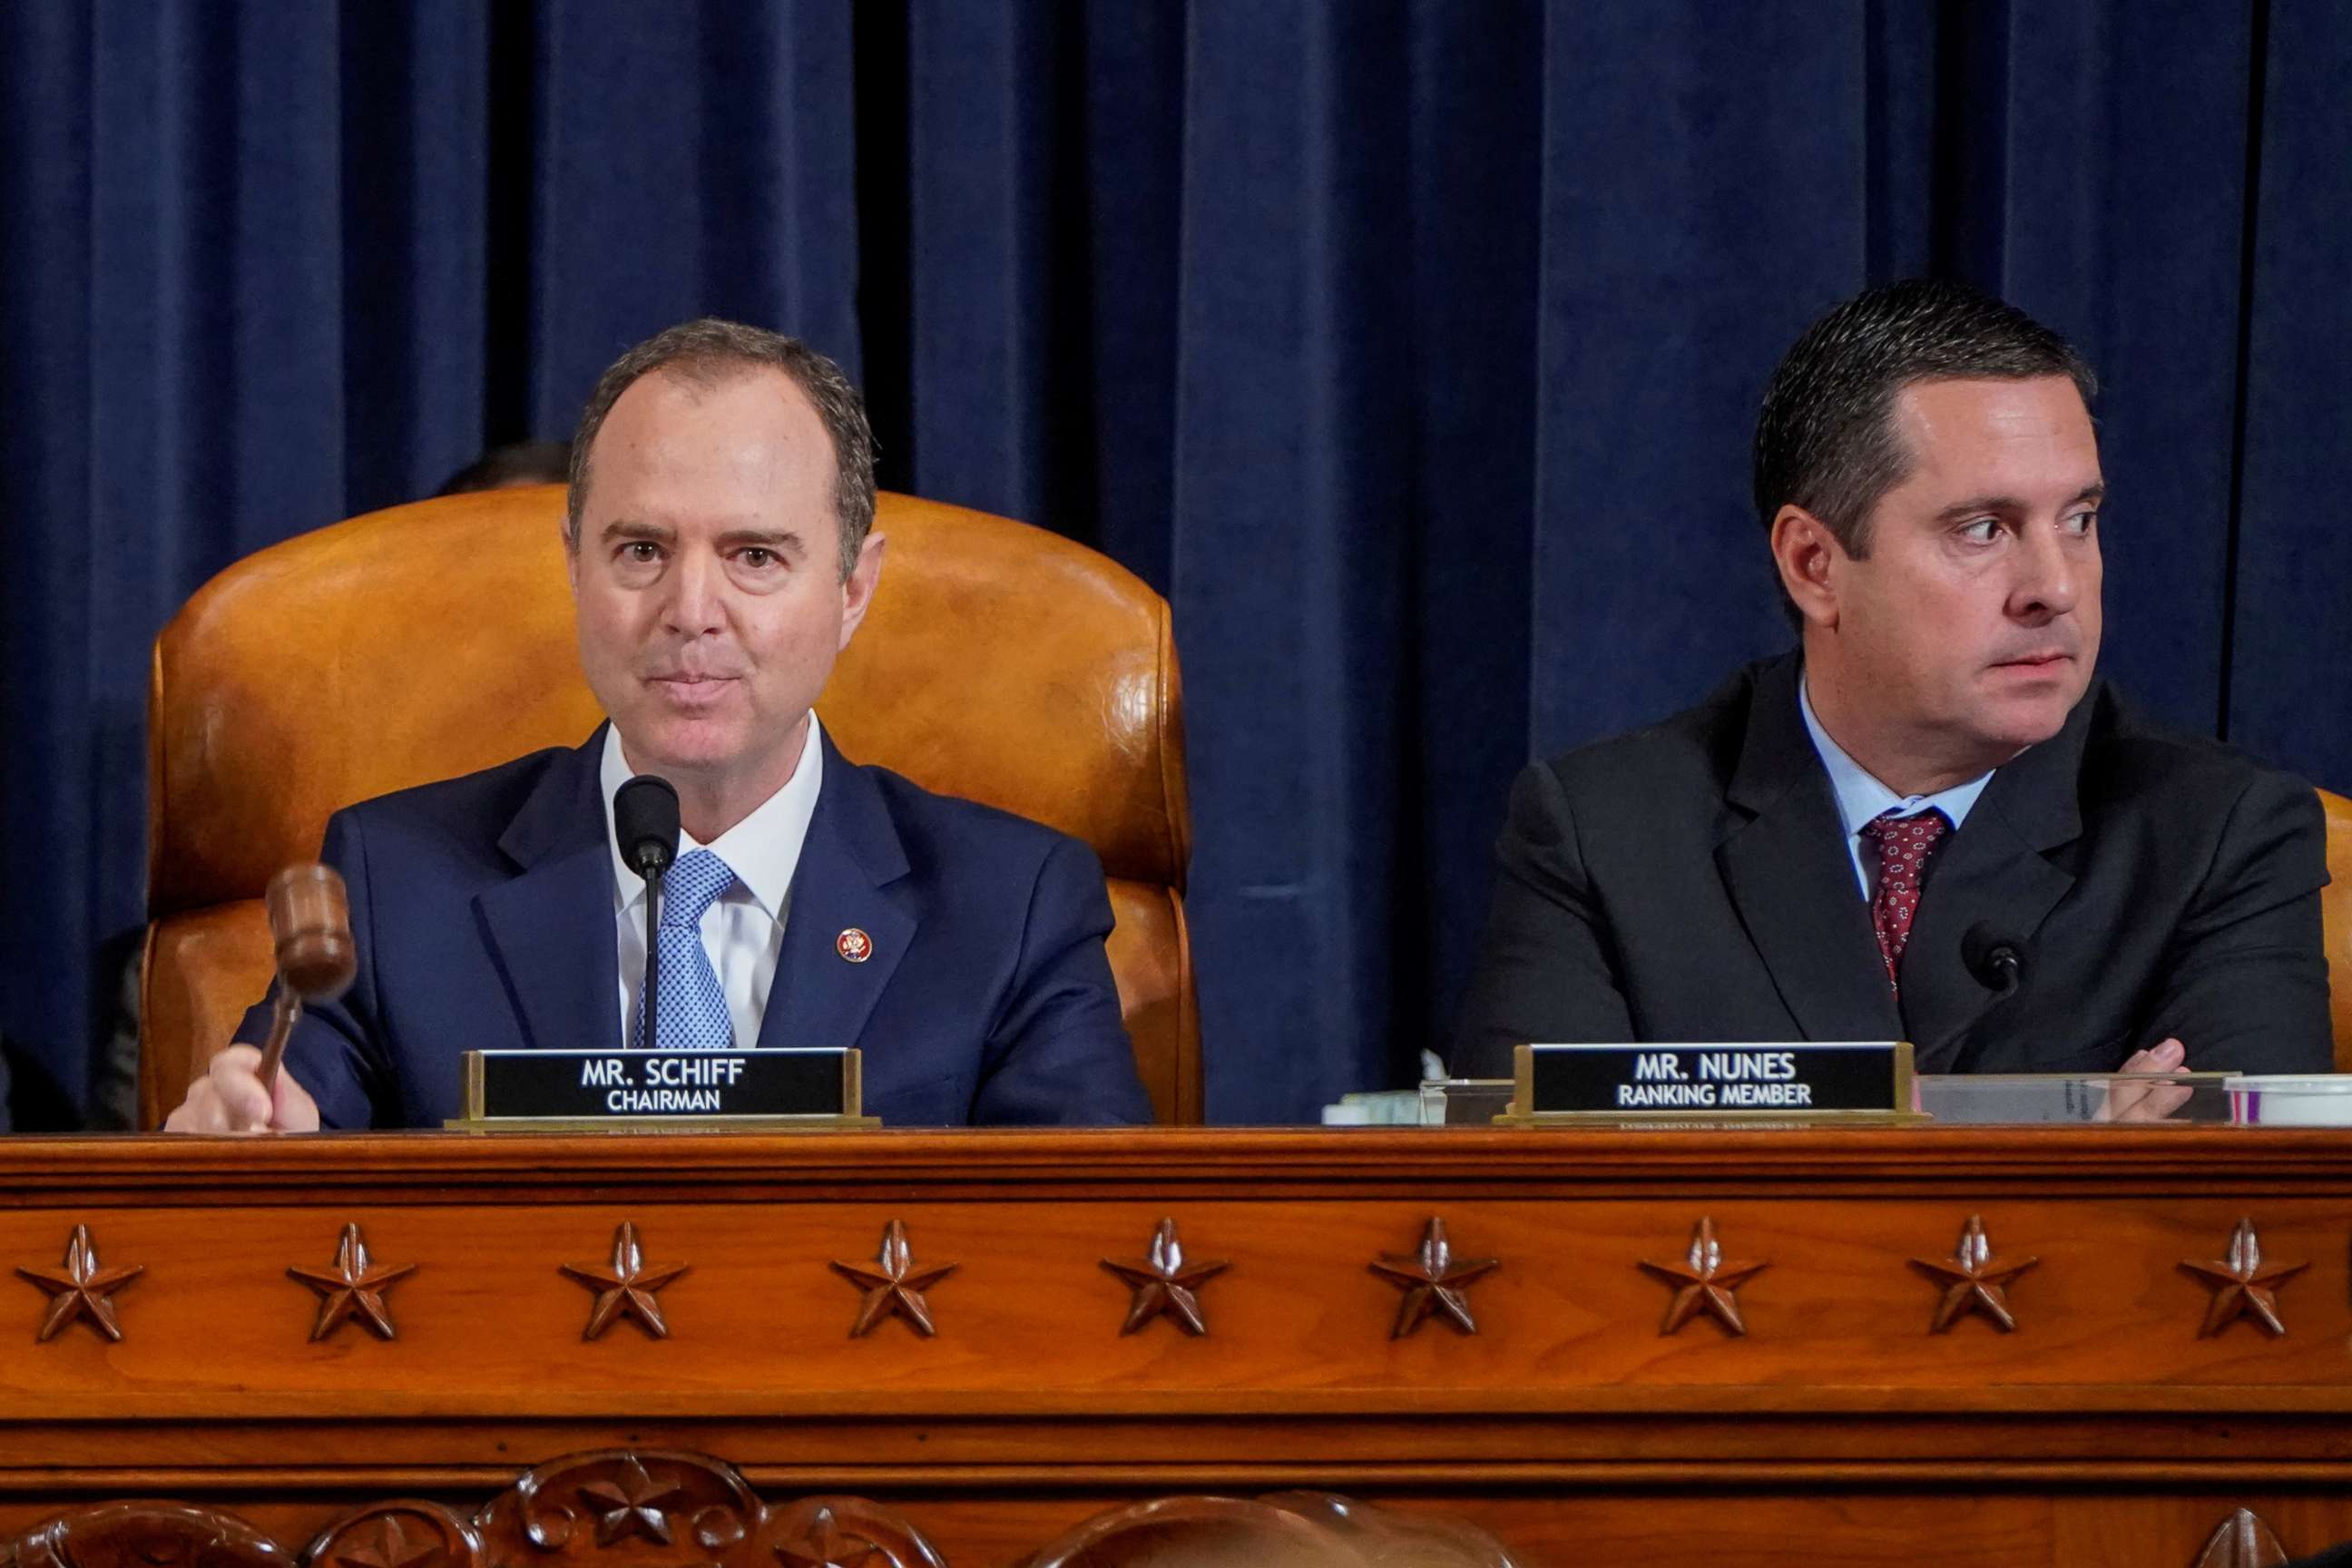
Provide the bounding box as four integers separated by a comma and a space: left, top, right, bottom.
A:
167, 318, 1151, 1130
1453, 279, 2331, 1078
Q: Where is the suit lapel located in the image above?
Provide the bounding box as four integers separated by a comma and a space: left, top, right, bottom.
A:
759, 736, 917, 1053
1899, 692, 2091, 1071
1715, 656, 1903, 1043
474, 729, 623, 1054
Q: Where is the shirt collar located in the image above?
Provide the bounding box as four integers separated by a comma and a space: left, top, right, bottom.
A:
598, 715, 826, 921
1798, 675, 1993, 834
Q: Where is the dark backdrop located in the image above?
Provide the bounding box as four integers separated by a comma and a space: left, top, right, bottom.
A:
3, 2, 2346, 1128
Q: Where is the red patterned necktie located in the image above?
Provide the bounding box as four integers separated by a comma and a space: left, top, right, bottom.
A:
1857, 809, 1951, 995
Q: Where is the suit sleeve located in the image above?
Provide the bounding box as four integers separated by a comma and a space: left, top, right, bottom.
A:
2137, 771, 2333, 1073
970, 836, 1153, 1126
1449, 760, 1637, 1078
230, 808, 397, 1128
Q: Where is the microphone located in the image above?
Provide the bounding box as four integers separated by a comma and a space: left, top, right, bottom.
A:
1915, 926, 2031, 1076
613, 775, 681, 879
256, 863, 358, 1099
1961, 923, 2027, 1000
613, 776, 681, 1049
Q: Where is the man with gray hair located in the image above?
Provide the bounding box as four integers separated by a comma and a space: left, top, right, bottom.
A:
168, 318, 1151, 1130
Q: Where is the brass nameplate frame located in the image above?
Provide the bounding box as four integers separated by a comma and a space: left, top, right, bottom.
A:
1500, 1042, 1920, 1125
447, 1047, 875, 1131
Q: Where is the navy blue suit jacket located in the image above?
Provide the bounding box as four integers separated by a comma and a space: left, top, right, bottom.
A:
236, 728, 1152, 1128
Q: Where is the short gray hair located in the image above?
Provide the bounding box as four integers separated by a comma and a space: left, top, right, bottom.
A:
565, 318, 877, 579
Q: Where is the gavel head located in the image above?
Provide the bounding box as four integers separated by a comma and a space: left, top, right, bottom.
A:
263, 863, 358, 1003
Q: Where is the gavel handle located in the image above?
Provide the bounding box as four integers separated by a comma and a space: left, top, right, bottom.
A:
255, 990, 303, 1102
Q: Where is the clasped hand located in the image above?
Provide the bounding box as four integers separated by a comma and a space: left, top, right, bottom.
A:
2096, 1037, 2192, 1123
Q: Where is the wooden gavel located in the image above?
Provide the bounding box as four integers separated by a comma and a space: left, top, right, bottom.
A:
255, 863, 359, 1100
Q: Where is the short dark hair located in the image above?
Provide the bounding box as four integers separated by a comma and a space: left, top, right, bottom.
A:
1752, 279, 2097, 558
566, 318, 877, 579
436, 439, 573, 497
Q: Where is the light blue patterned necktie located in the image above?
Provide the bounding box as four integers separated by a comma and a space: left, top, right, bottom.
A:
636, 848, 736, 1050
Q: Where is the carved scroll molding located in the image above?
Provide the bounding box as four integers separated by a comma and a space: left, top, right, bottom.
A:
760, 1498, 946, 1568
6, 1452, 927, 1568
305, 1502, 476, 1568
476, 1449, 761, 1561
8, 1500, 288, 1568
1, 1452, 1521, 1568
1022, 1489, 1521, 1568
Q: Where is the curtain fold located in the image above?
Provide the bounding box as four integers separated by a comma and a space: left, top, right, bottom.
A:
1529, 4, 1868, 753
2230, 5, 2352, 779
1, 0, 101, 1125
530, 0, 861, 426
0, 0, 864, 1123
1984, 0, 2258, 736
1168, 0, 1426, 1118
3, 1, 2347, 1125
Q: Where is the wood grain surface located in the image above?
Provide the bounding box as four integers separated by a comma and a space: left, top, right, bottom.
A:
4, 1126, 2351, 1566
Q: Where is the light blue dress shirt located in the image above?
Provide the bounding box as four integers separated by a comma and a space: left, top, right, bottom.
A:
1798, 678, 1994, 901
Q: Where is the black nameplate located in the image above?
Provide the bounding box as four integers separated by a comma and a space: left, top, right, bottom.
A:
463, 1048, 858, 1122
1516, 1043, 1910, 1117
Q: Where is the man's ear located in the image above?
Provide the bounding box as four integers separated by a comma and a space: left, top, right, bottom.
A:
562, 515, 582, 599
838, 532, 887, 651
1769, 505, 1843, 630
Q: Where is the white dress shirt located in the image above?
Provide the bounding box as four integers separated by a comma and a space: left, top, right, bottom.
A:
1798, 677, 1994, 901
598, 716, 825, 1049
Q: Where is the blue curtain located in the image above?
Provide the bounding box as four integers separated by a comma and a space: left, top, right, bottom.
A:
3, 1, 2347, 1127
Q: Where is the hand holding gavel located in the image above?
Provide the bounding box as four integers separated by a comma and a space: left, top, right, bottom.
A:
162, 863, 357, 1134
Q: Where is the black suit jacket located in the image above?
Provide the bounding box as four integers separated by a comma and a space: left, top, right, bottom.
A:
1453, 653, 2332, 1078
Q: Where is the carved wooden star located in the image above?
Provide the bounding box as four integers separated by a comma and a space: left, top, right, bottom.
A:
1368, 1217, 1499, 1338
327, 1512, 453, 1568
575, 1456, 690, 1546
771, 1504, 882, 1568
1639, 1217, 1769, 1336
1911, 1214, 2038, 1332
830, 1220, 957, 1338
1101, 1218, 1230, 1336
288, 1222, 416, 1342
560, 1221, 689, 1340
16, 1224, 143, 1342
2180, 1218, 2307, 1338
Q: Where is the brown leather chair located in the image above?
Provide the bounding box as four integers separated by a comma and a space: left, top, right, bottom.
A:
2324, 789, 2352, 1073
141, 487, 1198, 1127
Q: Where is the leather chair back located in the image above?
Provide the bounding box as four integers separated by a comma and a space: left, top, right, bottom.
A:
141, 487, 1197, 1126
2323, 789, 2352, 1073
